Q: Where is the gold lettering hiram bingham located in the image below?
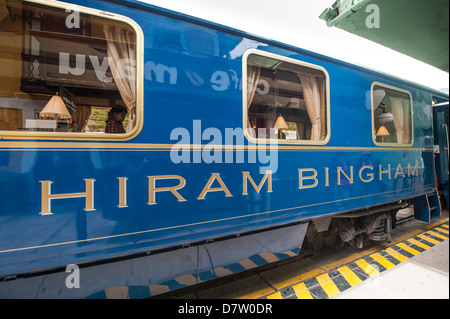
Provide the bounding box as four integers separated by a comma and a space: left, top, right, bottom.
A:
39, 163, 418, 215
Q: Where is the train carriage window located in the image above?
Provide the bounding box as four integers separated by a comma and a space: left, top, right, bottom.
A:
372, 83, 413, 146
0, 0, 141, 139
244, 51, 329, 144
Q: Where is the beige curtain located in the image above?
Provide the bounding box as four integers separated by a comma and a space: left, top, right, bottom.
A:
318, 80, 326, 139
298, 74, 323, 140
403, 104, 411, 143
391, 97, 410, 143
103, 25, 136, 132
246, 65, 261, 137
70, 106, 91, 132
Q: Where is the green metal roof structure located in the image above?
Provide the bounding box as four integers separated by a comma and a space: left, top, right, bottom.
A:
320, 0, 449, 72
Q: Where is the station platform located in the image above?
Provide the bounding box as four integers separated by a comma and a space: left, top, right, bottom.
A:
181, 209, 449, 300
333, 231, 448, 299
264, 214, 449, 299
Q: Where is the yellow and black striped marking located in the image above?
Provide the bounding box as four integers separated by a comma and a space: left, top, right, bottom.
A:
264, 220, 449, 299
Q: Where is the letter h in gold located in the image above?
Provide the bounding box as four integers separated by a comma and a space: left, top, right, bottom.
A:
39, 179, 95, 215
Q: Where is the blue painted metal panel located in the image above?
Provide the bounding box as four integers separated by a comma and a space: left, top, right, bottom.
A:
0, 223, 307, 298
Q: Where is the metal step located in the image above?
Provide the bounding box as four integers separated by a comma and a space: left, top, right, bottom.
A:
414, 189, 441, 223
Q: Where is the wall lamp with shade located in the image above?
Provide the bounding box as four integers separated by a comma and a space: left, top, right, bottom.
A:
274, 114, 288, 139
376, 125, 390, 142
39, 93, 72, 131
40, 93, 72, 120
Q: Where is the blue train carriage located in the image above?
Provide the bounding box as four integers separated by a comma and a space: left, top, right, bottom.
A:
0, 0, 448, 298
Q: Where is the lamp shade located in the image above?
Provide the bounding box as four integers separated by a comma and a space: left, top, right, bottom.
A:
274, 115, 288, 130
376, 125, 390, 136
40, 95, 72, 119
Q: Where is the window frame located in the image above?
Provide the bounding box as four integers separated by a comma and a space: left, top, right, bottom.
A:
242, 49, 331, 145
371, 82, 414, 147
0, 0, 144, 141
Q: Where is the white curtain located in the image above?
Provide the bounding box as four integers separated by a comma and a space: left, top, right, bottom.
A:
298, 74, 322, 140
391, 97, 410, 143
103, 26, 136, 132
246, 65, 261, 137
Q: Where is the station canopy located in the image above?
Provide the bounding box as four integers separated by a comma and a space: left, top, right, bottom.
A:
319, 0, 449, 72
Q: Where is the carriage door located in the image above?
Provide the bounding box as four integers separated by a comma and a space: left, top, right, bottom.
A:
433, 101, 449, 207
